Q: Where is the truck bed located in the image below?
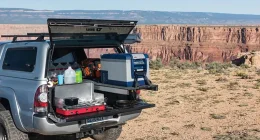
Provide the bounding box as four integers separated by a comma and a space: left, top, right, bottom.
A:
48, 80, 157, 124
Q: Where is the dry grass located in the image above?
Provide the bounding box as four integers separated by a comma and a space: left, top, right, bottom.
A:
201, 127, 212, 131
177, 82, 192, 88
196, 79, 207, 85
210, 114, 226, 119
227, 82, 239, 90
85, 66, 260, 140
216, 77, 228, 82
236, 71, 253, 79
197, 87, 209, 92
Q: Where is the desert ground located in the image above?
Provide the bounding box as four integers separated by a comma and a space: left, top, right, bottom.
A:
88, 63, 260, 140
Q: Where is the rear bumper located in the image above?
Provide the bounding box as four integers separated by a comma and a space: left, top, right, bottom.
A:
32, 111, 141, 135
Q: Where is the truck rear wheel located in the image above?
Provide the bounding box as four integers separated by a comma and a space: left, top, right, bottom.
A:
0, 110, 29, 140
92, 126, 122, 140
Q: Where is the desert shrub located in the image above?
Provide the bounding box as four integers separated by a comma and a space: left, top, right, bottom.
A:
236, 72, 252, 79
227, 82, 239, 90
206, 62, 224, 74
183, 124, 196, 129
169, 58, 180, 68
256, 69, 260, 76
201, 127, 212, 131
177, 82, 192, 88
169, 58, 202, 70
243, 92, 253, 97
150, 58, 163, 70
205, 62, 234, 74
177, 62, 193, 70
210, 114, 226, 119
197, 69, 202, 73
197, 87, 209, 92
254, 83, 260, 89
216, 77, 228, 82
254, 80, 260, 89
238, 103, 248, 107
165, 99, 181, 106
210, 62, 234, 69
180, 62, 202, 70
196, 79, 207, 85
213, 133, 260, 140
240, 64, 250, 69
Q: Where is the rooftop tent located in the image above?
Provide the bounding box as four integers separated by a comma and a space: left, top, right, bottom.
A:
47, 18, 138, 47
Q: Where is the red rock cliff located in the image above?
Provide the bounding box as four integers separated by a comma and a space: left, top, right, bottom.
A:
129, 25, 260, 63
1, 24, 260, 63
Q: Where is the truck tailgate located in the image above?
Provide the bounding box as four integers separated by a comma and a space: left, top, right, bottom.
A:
49, 101, 155, 124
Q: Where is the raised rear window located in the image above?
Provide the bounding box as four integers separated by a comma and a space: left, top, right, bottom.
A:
85, 48, 117, 58
53, 52, 74, 63
2, 47, 37, 72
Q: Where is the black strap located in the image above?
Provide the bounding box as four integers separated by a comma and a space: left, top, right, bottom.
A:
133, 70, 151, 88
48, 88, 55, 114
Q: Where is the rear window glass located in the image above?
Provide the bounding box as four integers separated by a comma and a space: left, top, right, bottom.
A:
2, 47, 37, 72
53, 53, 74, 63
85, 48, 117, 58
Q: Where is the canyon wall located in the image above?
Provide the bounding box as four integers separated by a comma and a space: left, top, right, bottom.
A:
130, 25, 260, 63
1, 24, 260, 63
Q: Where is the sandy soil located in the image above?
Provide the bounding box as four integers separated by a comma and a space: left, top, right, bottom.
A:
86, 67, 260, 140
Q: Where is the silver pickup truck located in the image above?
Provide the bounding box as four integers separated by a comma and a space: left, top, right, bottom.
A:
0, 19, 158, 140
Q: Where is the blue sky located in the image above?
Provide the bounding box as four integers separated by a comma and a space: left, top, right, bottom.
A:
0, 0, 259, 15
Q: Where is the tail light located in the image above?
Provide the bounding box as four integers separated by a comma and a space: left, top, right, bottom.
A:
136, 90, 141, 100
34, 85, 48, 113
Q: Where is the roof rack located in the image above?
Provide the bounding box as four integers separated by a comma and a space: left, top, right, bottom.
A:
1, 34, 48, 42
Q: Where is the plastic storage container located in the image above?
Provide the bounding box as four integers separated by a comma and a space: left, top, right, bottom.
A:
64, 66, 76, 84
100, 53, 149, 87
54, 81, 96, 108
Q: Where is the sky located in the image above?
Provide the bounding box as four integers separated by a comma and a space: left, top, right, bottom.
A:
0, 0, 259, 15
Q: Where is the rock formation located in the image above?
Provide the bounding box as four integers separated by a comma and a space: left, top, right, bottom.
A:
1, 24, 260, 63
232, 51, 260, 68
129, 25, 260, 63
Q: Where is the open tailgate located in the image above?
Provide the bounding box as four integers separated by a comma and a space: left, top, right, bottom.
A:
48, 101, 155, 124
47, 18, 137, 47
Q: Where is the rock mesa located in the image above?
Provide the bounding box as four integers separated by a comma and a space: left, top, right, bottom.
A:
1, 24, 260, 63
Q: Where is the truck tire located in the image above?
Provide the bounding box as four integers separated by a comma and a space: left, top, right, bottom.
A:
0, 110, 29, 140
92, 126, 122, 140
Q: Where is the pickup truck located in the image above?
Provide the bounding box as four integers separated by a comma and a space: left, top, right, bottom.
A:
0, 18, 158, 140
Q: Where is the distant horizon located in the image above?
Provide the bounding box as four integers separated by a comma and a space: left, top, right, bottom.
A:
1, 7, 260, 16
1, 8, 260, 25
0, 0, 260, 15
